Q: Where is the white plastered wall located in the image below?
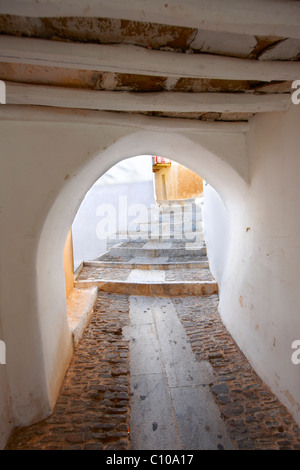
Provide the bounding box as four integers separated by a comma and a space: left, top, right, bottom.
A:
0, 104, 299, 448
204, 105, 300, 425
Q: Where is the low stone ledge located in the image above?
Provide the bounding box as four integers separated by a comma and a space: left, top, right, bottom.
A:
67, 287, 98, 347
74, 280, 218, 296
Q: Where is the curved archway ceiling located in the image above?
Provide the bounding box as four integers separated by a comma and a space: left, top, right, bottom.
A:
0, 2, 299, 122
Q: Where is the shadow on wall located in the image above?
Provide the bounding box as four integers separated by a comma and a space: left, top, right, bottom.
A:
203, 182, 229, 289
71, 155, 155, 270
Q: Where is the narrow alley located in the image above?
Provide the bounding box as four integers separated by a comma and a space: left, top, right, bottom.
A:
6, 292, 300, 450
5, 199, 300, 450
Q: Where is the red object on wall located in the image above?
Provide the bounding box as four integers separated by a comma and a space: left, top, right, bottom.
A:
152, 156, 171, 165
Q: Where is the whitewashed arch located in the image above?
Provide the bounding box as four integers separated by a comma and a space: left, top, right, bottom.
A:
36, 126, 248, 409
0, 109, 248, 432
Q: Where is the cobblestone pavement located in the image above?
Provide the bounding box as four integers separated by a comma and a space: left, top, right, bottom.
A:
5, 293, 131, 450
174, 295, 300, 450
5, 293, 300, 450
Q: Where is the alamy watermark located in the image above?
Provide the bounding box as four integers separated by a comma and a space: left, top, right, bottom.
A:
0, 80, 6, 104
291, 80, 300, 105
95, 197, 202, 241
291, 340, 300, 365
0, 340, 6, 365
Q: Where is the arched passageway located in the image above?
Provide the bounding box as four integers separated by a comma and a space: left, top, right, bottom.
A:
68, 154, 234, 449
1, 106, 300, 448
36, 124, 247, 409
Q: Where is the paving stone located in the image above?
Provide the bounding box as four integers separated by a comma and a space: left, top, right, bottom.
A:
212, 383, 229, 395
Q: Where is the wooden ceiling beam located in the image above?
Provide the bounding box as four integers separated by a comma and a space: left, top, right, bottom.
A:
0, 104, 249, 133
1, 36, 300, 81
0, 0, 299, 39
6, 82, 292, 113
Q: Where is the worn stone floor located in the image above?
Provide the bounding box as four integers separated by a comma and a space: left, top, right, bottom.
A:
6, 292, 131, 451
127, 295, 234, 450
5, 292, 300, 450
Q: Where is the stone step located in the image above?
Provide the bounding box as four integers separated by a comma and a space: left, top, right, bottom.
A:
150, 215, 202, 226
108, 224, 203, 235
83, 259, 209, 270
109, 242, 207, 259
78, 266, 213, 282
128, 220, 203, 231
157, 197, 204, 206
75, 264, 216, 296
152, 199, 202, 208
74, 279, 218, 296
138, 210, 203, 228
106, 232, 204, 247
95, 249, 209, 264
108, 227, 203, 236
151, 205, 203, 217
73, 195, 218, 298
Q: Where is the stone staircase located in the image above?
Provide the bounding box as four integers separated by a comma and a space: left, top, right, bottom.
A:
107, 196, 204, 246
75, 197, 218, 296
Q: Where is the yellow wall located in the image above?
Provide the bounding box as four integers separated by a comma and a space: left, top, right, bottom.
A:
154, 162, 203, 201
64, 229, 75, 298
